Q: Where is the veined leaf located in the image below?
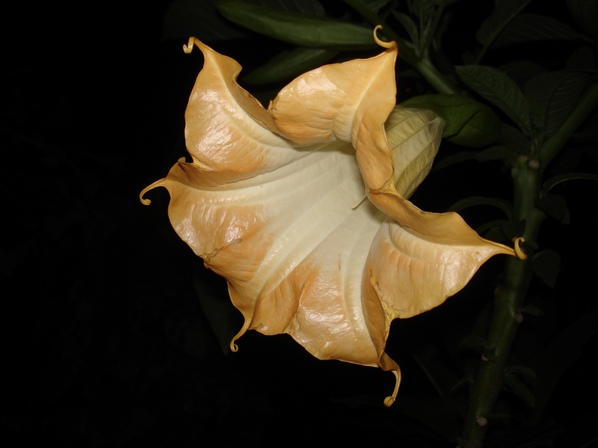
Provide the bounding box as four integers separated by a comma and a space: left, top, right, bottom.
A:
493, 13, 590, 48
457, 65, 532, 136
475, 0, 534, 60
215, 0, 378, 50
525, 71, 592, 140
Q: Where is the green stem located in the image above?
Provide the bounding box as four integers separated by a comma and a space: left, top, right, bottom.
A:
413, 56, 459, 95
458, 69, 598, 448
459, 157, 544, 448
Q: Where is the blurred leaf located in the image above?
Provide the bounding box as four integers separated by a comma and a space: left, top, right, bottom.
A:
433, 146, 517, 171
392, 394, 464, 443
411, 344, 462, 397
525, 71, 593, 140
365, 0, 393, 13
504, 374, 536, 407
505, 365, 537, 380
521, 304, 544, 317
567, 0, 598, 36
498, 123, 531, 155
164, 308, 214, 358
448, 196, 512, 218
499, 60, 546, 87
400, 94, 501, 147
393, 11, 420, 48
535, 194, 570, 224
242, 47, 338, 85
566, 45, 598, 70
457, 65, 532, 136
476, 219, 513, 245
525, 309, 598, 425
541, 172, 598, 195
193, 271, 240, 355
215, 0, 378, 50
459, 334, 487, 351
254, 0, 327, 16
162, 0, 250, 41
493, 13, 590, 48
532, 249, 561, 288
475, 0, 534, 59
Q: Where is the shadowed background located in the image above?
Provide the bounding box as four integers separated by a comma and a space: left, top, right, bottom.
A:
2, 1, 597, 447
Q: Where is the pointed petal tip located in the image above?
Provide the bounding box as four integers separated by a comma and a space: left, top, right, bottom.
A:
139, 179, 167, 206
383, 368, 401, 407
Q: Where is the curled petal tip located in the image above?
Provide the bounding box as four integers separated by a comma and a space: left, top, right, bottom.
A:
183, 36, 198, 54
373, 25, 397, 49
383, 369, 401, 407
513, 237, 528, 260
139, 179, 167, 206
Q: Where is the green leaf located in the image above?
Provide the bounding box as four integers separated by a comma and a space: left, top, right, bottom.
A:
505, 365, 537, 380
256, 0, 327, 16
498, 123, 531, 156
400, 94, 501, 147
475, 0, 534, 59
535, 194, 570, 224
393, 11, 420, 48
493, 13, 590, 48
162, 0, 250, 41
457, 65, 532, 136
541, 172, 598, 195
504, 374, 536, 407
242, 47, 338, 85
525, 71, 593, 140
476, 219, 513, 244
532, 249, 561, 288
567, 0, 598, 36
499, 60, 546, 87
521, 304, 543, 317
525, 310, 598, 425
448, 196, 512, 218
215, 0, 378, 50
433, 146, 516, 171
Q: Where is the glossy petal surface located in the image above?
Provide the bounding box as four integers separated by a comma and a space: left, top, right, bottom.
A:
141, 38, 515, 402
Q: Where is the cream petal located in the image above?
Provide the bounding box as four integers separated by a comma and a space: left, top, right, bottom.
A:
141, 38, 516, 406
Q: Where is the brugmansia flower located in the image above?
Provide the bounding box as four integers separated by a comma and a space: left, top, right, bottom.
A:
140, 31, 515, 406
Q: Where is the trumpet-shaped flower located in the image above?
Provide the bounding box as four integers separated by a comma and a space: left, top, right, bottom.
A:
140, 34, 515, 405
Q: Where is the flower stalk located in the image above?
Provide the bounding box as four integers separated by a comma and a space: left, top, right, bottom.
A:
459, 157, 543, 448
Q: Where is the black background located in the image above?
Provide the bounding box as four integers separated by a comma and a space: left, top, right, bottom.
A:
3, 1, 597, 447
